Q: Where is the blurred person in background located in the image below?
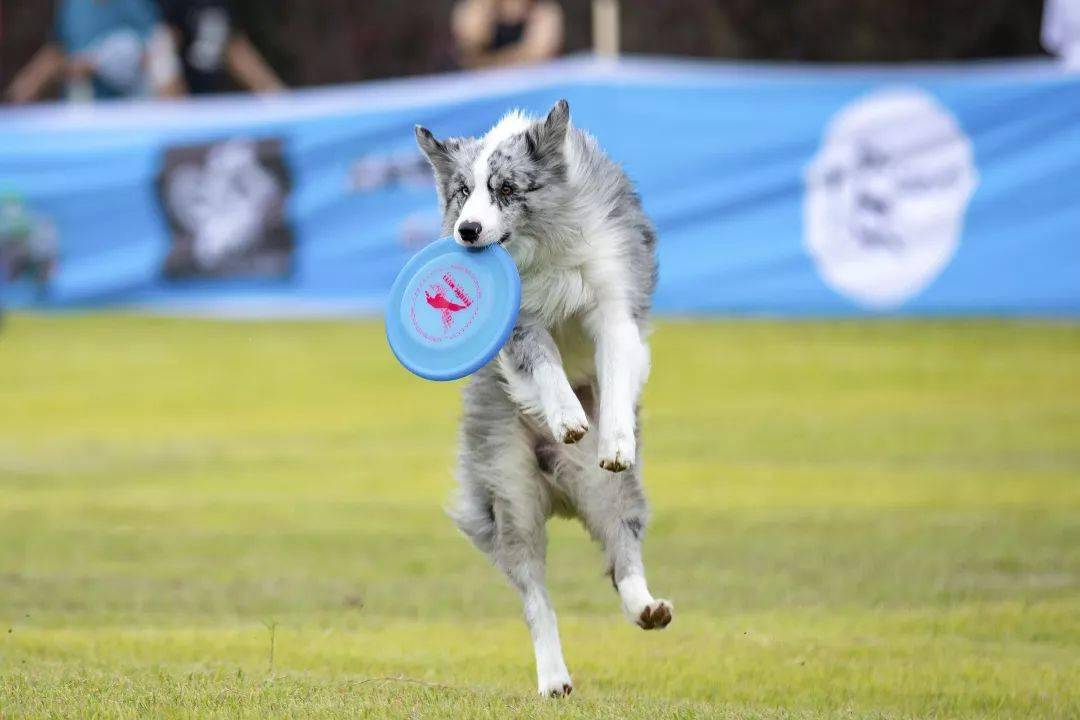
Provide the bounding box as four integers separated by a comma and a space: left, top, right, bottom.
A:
1043, 0, 1080, 69
5, 0, 163, 103
452, 0, 563, 69
157, 0, 284, 94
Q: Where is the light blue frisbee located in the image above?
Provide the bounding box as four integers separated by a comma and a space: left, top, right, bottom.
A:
385, 237, 521, 381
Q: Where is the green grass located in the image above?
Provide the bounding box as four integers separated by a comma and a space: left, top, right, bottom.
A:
0, 314, 1078, 719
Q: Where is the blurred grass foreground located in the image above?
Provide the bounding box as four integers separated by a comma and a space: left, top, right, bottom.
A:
0, 315, 1077, 719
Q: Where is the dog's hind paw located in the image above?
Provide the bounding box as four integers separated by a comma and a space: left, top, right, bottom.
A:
538, 676, 573, 698
635, 599, 673, 630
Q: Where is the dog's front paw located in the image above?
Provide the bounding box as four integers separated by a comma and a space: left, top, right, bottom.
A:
538, 672, 573, 698
548, 402, 589, 444
598, 431, 635, 473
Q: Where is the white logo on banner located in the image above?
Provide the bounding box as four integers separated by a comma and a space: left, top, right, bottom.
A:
803, 88, 978, 309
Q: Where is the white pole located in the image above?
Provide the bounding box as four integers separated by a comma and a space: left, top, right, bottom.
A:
592, 0, 620, 58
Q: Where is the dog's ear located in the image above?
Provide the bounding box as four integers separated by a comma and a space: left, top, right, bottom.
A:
526, 99, 570, 161
543, 99, 570, 139
415, 125, 456, 181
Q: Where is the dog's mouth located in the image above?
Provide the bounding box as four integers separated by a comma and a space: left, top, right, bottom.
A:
497, 232, 511, 245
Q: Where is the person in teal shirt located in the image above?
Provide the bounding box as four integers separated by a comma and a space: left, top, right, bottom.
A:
6, 0, 162, 102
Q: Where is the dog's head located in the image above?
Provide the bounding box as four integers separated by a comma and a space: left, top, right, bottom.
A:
415, 99, 570, 248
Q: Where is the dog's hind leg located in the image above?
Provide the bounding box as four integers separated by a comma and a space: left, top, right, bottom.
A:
491, 488, 573, 697
454, 374, 573, 696
564, 432, 672, 631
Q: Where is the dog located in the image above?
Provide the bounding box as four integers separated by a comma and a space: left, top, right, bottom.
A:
415, 99, 670, 697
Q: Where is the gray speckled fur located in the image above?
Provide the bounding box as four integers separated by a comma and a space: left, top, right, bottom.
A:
416, 100, 665, 694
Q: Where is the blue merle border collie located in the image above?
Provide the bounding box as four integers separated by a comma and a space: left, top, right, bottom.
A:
415, 99, 670, 697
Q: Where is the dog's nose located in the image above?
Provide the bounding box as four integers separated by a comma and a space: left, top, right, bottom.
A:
458, 221, 482, 244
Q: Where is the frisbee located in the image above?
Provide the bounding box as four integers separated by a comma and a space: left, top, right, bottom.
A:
385, 237, 521, 381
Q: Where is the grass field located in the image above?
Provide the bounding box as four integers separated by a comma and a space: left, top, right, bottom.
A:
0, 314, 1078, 719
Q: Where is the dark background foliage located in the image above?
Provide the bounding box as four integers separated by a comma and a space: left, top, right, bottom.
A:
1, 0, 1048, 94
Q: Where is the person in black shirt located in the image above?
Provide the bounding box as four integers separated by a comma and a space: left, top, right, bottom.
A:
157, 0, 283, 94
452, 0, 563, 69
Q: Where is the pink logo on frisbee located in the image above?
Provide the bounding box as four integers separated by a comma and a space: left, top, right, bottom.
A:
410, 264, 482, 342
425, 281, 470, 330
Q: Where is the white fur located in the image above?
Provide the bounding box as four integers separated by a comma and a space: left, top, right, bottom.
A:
526, 593, 573, 696
455, 112, 533, 247
617, 575, 655, 617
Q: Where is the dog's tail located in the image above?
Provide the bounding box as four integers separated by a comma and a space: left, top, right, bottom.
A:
447, 484, 497, 555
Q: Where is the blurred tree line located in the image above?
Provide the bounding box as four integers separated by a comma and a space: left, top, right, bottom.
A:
2, 0, 1047, 93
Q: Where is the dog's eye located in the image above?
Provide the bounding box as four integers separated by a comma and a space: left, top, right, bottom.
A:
500, 182, 515, 197
459, 185, 470, 198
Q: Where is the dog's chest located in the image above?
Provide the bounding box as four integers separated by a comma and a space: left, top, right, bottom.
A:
520, 264, 593, 328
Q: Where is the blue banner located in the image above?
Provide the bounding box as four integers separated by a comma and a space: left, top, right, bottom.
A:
1, 57, 1078, 316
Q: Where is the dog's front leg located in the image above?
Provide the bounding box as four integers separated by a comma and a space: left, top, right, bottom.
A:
498, 323, 589, 444
586, 307, 650, 472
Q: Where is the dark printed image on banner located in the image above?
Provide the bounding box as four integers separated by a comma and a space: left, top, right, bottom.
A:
157, 138, 293, 280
